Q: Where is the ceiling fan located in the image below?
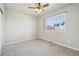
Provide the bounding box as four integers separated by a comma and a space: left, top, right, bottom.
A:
28, 3, 49, 13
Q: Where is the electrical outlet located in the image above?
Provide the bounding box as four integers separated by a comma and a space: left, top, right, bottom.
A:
68, 40, 72, 43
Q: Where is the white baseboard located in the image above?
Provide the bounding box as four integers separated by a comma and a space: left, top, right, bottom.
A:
4, 37, 37, 46
3, 37, 79, 52
39, 37, 79, 52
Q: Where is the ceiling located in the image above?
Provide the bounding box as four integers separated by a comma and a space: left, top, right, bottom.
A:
4, 3, 72, 16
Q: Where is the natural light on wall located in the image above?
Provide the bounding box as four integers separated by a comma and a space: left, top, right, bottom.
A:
45, 12, 66, 31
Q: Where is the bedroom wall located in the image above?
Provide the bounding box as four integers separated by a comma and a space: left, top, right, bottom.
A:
0, 4, 3, 54
5, 9, 37, 45
38, 4, 79, 51
0, 3, 4, 54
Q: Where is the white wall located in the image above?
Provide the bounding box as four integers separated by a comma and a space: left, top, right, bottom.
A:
0, 3, 3, 54
0, 9, 2, 54
5, 9, 37, 45
38, 4, 79, 50
2, 4, 5, 46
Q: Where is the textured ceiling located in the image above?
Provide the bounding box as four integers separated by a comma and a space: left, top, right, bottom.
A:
4, 3, 72, 16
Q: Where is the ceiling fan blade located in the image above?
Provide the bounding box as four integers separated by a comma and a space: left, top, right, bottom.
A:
28, 7, 36, 9
43, 3, 49, 7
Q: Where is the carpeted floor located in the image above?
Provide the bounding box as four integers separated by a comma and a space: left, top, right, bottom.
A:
1, 39, 79, 56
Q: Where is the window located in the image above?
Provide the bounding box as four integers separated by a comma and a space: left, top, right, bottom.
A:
45, 13, 65, 31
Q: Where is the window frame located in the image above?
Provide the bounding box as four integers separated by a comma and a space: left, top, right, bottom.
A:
44, 11, 67, 31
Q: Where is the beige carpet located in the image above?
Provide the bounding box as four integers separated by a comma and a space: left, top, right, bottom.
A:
1, 39, 79, 56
